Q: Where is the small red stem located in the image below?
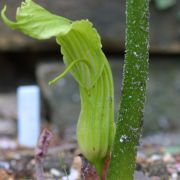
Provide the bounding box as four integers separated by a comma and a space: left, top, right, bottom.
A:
35, 128, 53, 180
80, 155, 110, 180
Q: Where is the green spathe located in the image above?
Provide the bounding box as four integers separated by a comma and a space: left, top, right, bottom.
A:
1, 0, 115, 176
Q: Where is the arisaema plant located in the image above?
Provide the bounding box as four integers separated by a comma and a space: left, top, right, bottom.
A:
1, 0, 115, 177
1, 0, 149, 179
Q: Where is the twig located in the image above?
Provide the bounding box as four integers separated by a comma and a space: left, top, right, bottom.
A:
35, 128, 53, 180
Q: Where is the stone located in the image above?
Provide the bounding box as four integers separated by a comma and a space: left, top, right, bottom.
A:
36, 59, 123, 133
0, 93, 17, 136
0, 93, 16, 120
134, 171, 150, 180
144, 59, 180, 134
0, 138, 17, 150
50, 168, 62, 178
36, 57, 180, 135
0, 1, 179, 53
163, 154, 175, 163
0, 0, 122, 52
36, 62, 81, 132
0, 118, 16, 136
154, 0, 176, 10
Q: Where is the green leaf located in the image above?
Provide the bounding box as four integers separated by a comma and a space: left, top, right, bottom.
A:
1, 0, 106, 88
1, 0, 72, 39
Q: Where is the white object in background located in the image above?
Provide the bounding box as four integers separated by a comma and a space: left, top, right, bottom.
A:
17, 85, 40, 147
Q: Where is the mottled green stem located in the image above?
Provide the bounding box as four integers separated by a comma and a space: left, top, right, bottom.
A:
107, 0, 149, 180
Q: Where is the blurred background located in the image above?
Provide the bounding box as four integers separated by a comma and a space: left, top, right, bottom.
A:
0, 0, 180, 138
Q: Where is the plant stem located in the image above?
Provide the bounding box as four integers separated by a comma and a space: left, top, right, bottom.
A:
107, 0, 149, 179
35, 128, 53, 180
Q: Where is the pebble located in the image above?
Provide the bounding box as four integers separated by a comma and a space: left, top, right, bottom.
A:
0, 138, 17, 150
62, 168, 79, 180
148, 154, 162, 163
167, 164, 177, 174
134, 171, 150, 180
175, 163, 180, 172
163, 153, 175, 163
136, 152, 147, 164
50, 168, 62, 177
171, 172, 178, 180
150, 176, 161, 180
175, 154, 180, 163
0, 161, 10, 169
0, 119, 16, 136
62, 156, 81, 180
0, 169, 14, 180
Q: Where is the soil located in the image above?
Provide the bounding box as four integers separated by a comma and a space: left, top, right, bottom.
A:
0, 131, 180, 180
0, 93, 179, 179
